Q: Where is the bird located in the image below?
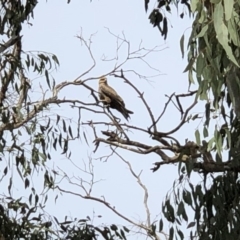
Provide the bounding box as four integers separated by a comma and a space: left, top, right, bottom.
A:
98, 76, 133, 121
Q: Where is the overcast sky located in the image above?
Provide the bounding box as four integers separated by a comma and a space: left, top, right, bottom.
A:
7, 0, 205, 239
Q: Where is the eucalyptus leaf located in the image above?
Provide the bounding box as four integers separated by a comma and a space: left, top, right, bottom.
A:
196, 24, 208, 38
214, 3, 239, 67
195, 129, 201, 145
191, 0, 199, 12
180, 34, 185, 58
224, 0, 233, 21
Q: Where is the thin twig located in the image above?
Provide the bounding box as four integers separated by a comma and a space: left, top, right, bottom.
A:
55, 186, 152, 232
112, 148, 152, 228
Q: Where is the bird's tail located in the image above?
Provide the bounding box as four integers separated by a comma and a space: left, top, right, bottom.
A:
121, 107, 134, 121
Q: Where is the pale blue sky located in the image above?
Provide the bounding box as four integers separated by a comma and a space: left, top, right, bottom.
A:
3, 1, 207, 239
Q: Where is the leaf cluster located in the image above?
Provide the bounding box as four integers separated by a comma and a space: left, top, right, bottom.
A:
146, 0, 191, 40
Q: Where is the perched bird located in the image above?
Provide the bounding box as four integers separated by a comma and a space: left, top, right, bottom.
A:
98, 77, 133, 121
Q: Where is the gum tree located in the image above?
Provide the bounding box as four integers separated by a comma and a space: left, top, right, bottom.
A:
2, 0, 240, 239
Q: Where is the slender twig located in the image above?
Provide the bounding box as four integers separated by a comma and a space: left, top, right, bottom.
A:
113, 72, 157, 133
156, 97, 198, 136
56, 186, 152, 232
112, 148, 152, 228
150, 93, 175, 130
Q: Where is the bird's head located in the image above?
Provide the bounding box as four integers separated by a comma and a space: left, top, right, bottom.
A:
99, 76, 108, 84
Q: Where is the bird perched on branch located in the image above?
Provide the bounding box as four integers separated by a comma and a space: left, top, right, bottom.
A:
98, 76, 133, 121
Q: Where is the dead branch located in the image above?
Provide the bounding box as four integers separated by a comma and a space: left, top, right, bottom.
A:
149, 93, 175, 130
175, 91, 197, 119
113, 71, 157, 133
112, 148, 164, 240
74, 30, 97, 82
55, 186, 152, 233
82, 121, 151, 135
152, 160, 240, 173
156, 96, 198, 136
112, 149, 151, 226
93, 131, 177, 162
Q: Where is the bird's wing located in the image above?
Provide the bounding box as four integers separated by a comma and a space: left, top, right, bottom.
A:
99, 83, 125, 105
98, 86, 105, 100
98, 86, 111, 104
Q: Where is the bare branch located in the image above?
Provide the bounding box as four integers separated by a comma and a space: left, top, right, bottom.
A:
112, 149, 151, 227
55, 186, 152, 233
150, 93, 175, 130
113, 72, 157, 133
74, 30, 97, 81
156, 96, 198, 136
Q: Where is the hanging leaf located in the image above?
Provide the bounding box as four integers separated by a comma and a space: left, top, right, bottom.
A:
228, 17, 239, 47
187, 222, 196, 228
25, 178, 30, 189
203, 126, 208, 138
158, 0, 166, 9
177, 229, 184, 240
207, 137, 215, 152
123, 226, 130, 233
68, 126, 73, 138
180, 34, 185, 58
213, 3, 239, 67
204, 102, 211, 127
196, 24, 208, 38
52, 54, 60, 65
192, 114, 199, 120
224, 0, 233, 21
61, 139, 68, 154
183, 190, 192, 206
195, 129, 201, 145
56, 114, 60, 125
169, 226, 174, 240
62, 119, 66, 132
145, 0, 149, 12
162, 17, 168, 40
29, 193, 32, 205
191, 0, 199, 12
159, 219, 163, 232
45, 70, 51, 89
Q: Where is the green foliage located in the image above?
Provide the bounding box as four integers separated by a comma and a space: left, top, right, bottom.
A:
151, 0, 240, 239
2, 0, 240, 239
162, 170, 240, 240
183, 0, 240, 164
0, 198, 129, 239
146, 0, 191, 40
